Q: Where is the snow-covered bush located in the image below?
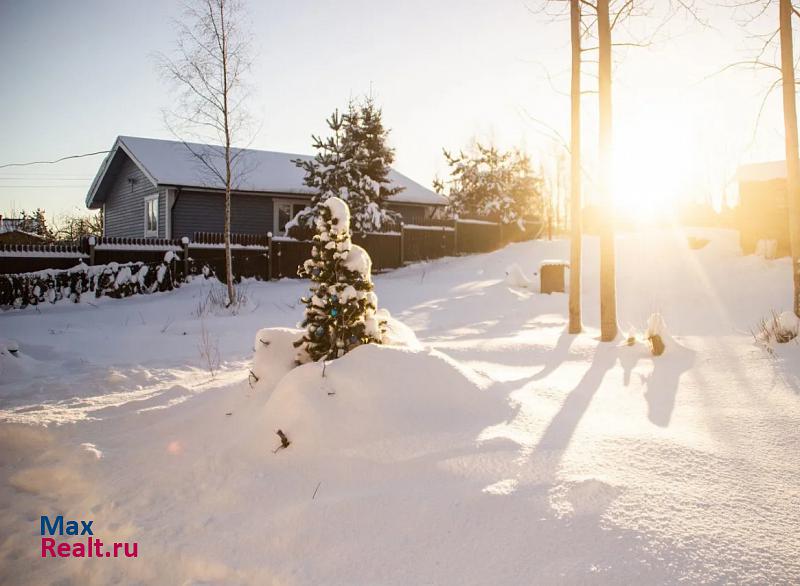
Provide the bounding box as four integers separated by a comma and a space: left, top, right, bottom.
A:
0, 257, 180, 309
753, 310, 799, 349
294, 197, 386, 362
288, 97, 402, 240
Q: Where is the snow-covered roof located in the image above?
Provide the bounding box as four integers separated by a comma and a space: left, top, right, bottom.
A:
737, 161, 787, 183
86, 136, 447, 208
0, 218, 22, 234
0, 218, 44, 239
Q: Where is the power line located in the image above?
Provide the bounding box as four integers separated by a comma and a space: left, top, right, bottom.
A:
0, 177, 91, 181
0, 185, 88, 189
0, 150, 110, 170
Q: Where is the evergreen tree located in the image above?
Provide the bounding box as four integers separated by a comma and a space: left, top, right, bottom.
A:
343, 97, 403, 233
434, 143, 543, 225
294, 197, 385, 363
18, 209, 54, 241
288, 98, 402, 239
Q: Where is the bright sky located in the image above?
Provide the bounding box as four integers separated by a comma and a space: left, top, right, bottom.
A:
0, 0, 791, 219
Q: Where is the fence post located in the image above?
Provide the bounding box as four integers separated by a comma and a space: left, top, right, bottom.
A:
182, 236, 190, 279
88, 236, 96, 265
267, 232, 273, 281
454, 219, 460, 255
399, 223, 405, 266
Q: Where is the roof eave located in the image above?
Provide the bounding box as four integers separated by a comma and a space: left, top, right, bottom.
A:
85, 137, 161, 209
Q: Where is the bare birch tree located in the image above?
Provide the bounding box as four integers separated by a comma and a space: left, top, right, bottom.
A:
596, 0, 617, 341
161, 0, 252, 306
569, 0, 584, 333
778, 0, 800, 315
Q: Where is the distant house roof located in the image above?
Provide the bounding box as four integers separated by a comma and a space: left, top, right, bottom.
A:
0, 217, 23, 234
0, 217, 43, 239
86, 135, 447, 209
737, 161, 787, 183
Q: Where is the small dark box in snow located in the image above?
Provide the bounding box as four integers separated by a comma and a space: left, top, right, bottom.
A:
540, 260, 568, 294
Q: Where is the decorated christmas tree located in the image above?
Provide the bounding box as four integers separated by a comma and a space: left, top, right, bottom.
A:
294, 197, 385, 363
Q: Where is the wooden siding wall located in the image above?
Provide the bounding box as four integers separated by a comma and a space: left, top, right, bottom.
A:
387, 203, 434, 223
103, 155, 159, 238
172, 190, 277, 239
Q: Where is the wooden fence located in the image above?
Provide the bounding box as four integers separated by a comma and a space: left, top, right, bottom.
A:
0, 217, 542, 280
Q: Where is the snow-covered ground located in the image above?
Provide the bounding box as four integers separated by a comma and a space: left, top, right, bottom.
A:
1, 228, 798, 585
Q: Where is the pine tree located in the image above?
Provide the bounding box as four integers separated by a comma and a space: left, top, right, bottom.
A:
288, 98, 401, 239
287, 110, 349, 240
294, 197, 385, 363
435, 143, 543, 225
18, 209, 54, 241
343, 97, 403, 234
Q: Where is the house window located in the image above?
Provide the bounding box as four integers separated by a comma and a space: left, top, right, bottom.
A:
144, 194, 159, 237
274, 199, 308, 235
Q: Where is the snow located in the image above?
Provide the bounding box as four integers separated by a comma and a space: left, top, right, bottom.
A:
342, 243, 372, 277
1, 227, 799, 584
541, 258, 569, 267
324, 196, 350, 232
403, 223, 455, 231
778, 309, 799, 332
94, 243, 182, 251
87, 136, 448, 208
645, 312, 667, 338
504, 263, 534, 288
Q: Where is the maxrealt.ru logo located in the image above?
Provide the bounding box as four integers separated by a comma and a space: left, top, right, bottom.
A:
40, 516, 139, 559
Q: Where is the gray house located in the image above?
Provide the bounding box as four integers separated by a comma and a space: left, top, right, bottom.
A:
86, 136, 447, 239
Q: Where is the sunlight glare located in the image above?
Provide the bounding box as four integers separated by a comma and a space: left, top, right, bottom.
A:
612, 110, 699, 222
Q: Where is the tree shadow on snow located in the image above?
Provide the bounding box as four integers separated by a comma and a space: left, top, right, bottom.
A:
529, 330, 577, 381
640, 341, 695, 427
533, 343, 618, 475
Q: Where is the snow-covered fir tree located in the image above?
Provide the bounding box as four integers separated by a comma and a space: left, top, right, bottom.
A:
287, 98, 402, 239
294, 197, 385, 363
434, 143, 543, 225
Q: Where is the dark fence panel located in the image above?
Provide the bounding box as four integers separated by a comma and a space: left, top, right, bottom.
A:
456, 220, 502, 253
1, 217, 543, 284
403, 226, 456, 262
271, 238, 313, 279
193, 232, 269, 246
354, 233, 402, 271
89, 237, 183, 278
0, 254, 87, 274
0, 243, 87, 274
188, 247, 269, 281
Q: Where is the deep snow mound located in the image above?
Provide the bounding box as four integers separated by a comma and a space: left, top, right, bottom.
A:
252, 314, 423, 394
262, 343, 501, 456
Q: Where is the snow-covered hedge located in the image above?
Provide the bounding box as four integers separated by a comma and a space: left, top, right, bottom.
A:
0, 254, 181, 309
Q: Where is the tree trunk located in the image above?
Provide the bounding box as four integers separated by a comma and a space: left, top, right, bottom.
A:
568, 0, 583, 334
779, 0, 800, 316
220, 0, 235, 306
597, 0, 618, 341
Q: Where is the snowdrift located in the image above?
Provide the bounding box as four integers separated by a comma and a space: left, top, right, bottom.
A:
262, 343, 498, 456
252, 319, 500, 457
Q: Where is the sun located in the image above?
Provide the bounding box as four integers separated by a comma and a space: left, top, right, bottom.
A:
611, 112, 698, 222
